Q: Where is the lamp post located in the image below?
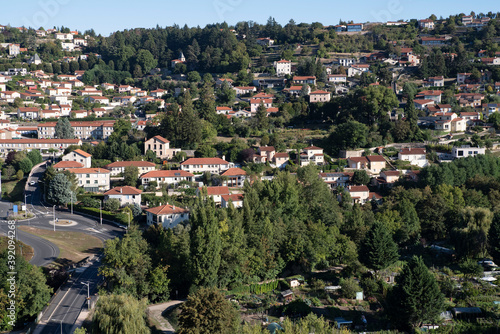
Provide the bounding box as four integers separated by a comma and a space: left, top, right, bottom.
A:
53, 319, 63, 334
99, 200, 102, 225
127, 211, 131, 228
71, 192, 73, 215
81, 281, 90, 309
53, 205, 56, 232
24, 194, 28, 218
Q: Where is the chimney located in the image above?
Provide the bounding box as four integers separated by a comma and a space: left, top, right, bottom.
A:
222, 155, 225, 161
173, 205, 176, 210
119, 188, 122, 193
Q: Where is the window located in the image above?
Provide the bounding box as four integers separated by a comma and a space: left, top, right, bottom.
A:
86, 174, 90, 178
458, 150, 464, 157
86, 180, 90, 184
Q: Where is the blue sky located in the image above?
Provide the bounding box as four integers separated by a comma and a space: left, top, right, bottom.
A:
0, 0, 497, 36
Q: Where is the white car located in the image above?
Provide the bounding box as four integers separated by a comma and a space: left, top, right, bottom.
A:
478, 259, 498, 267
29, 181, 36, 186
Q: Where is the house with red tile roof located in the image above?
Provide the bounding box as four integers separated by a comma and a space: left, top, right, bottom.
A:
274, 59, 292, 76
233, 86, 257, 96
180, 157, 230, 174
196, 186, 230, 204
398, 148, 428, 168
53, 161, 84, 170
416, 90, 442, 103
347, 185, 370, 204
146, 204, 189, 228
62, 149, 92, 168
140, 170, 194, 188
299, 146, 324, 166
104, 186, 142, 207
221, 168, 247, 187
293, 76, 316, 85
105, 161, 156, 176
250, 98, 273, 112
274, 152, 290, 169
221, 194, 244, 208
309, 90, 331, 103
144, 135, 181, 160
66, 168, 110, 192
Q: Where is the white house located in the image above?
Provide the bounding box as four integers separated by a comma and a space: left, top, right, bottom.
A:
140, 170, 194, 188
221, 194, 244, 208
347, 185, 370, 204
347, 64, 370, 77
146, 204, 189, 228
66, 168, 110, 192
221, 168, 247, 187
105, 161, 156, 176
17, 107, 39, 120
452, 146, 486, 159
61, 149, 91, 168
104, 186, 142, 207
197, 186, 230, 205
328, 74, 347, 84
180, 158, 230, 174
398, 148, 428, 168
274, 59, 292, 76
299, 146, 324, 166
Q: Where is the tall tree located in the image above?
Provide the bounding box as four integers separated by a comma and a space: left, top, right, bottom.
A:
359, 221, 399, 271
190, 199, 222, 287
177, 287, 239, 334
54, 117, 74, 139
92, 294, 150, 334
488, 213, 500, 265
123, 165, 139, 187
47, 173, 73, 205
388, 256, 444, 330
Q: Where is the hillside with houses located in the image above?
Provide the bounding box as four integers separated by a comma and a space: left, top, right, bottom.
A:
1, 11, 500, 334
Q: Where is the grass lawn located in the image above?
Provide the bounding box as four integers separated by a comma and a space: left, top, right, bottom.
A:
18, 226, 103, 268
1, 178, 27, 203
0, 236, 34, 262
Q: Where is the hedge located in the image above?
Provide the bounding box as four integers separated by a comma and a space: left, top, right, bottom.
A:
229, 280, 281, 295
74, 206, 129, 225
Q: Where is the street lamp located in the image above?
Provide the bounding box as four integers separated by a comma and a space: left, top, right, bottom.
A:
24, 194, 30, 218
81, 282, 90, 309
127, 211, 131, 228
99, 200, 102, 225
53, 319, 63, 334
71, 192, 74, 215
53, 205, 56, 232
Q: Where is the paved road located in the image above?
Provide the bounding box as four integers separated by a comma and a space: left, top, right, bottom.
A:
148, 301, 184, 334
1, 162, 125, 333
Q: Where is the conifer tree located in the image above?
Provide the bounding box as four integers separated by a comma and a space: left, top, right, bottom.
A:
359, 221, 399, 270
488, 213, 500, 265
388, 256, 444, 330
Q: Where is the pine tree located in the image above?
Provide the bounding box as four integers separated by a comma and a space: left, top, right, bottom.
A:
488, 213, 500, 265
388, 256, 444, 330
47, 173, 73, 205
55, 117, 74, 139
359, 221, 399, 270
190, 199, 222, 287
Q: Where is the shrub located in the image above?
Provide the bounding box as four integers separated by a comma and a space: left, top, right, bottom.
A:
104, 198, 120, 212
339, 277, 361, 299
80, 197, 100, 208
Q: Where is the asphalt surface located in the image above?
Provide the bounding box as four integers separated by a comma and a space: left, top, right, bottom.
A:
1, 162, 125, 333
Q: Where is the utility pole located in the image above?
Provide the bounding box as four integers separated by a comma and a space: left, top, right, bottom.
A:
71, 192, 73, 215
99, 200, 102, 225
53, 205, 56, 232
24, 194, 28, 218
81, 282, 90, 309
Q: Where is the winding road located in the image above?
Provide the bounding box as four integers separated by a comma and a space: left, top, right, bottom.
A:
1, 162, 125, 333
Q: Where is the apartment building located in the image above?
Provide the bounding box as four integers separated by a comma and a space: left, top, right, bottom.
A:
0, 139, 82, 157
38, 121, 116, 139
66, 168, 110, 192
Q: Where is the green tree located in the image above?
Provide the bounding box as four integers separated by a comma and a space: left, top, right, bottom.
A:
452, 207, 493, 259
99, 227, 152, 298
18, 157, 33, 174
328, 121, 368, 151
352, 169, 370, 185
359, 221, 399, 271
47, 173, 73, 205
0, 250, 52, 331
187, 71, 201, 83
135, 49, 158, 74
104, 198, 120, 212
216, 81, 236, 104
488, 213, 500, 265
54, 117, 74, 139
254, 102, 269, 131
388, 256, 444, 330
178, 287, 239, 334
92, 294, 150, 334
190, 200, 222, 287
123, 165, 139, 187
27, 150, 43, 166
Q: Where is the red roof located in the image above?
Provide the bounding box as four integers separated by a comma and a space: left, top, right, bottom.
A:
222, 168, 247, 176
382, 170, 400, 176
310, 90, 329, 95
276, 59, 291, 63
148, 135, 170, 144
348, 157, 368, 163
259, 146, 275, 152
293, 76, 316, 81
181, 158, 229, 166
400, 148, 426, 155
0, 139, 81, 144
222, 194, 244, 202
304, 146, 323, 150
140, 170, 194, 178
198, 186, 230, 196
104, 186, 142, 196
66, 168, 110, 174
146, 204, 189, 216
366, 155, 386, 162
53, 161, 84, 168
274, 152, 289, 158
349, 185, 369, 192
106, 161, 156, 168
72, 149, 92, 158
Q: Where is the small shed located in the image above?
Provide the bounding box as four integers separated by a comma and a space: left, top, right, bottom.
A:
288, 279, 301, 288
280, 289, 294, 302
334, 317, 353, 329
452, 307, 482, 320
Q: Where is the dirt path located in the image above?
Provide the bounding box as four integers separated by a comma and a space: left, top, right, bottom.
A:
148, 300, 184, 333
